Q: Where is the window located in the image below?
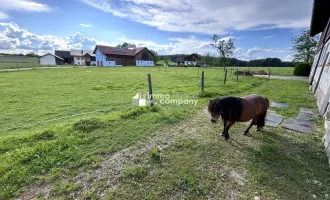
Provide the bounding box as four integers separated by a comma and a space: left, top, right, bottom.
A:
78, 62, 80, 65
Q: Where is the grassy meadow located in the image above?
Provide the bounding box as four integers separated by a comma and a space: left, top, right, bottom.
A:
0, 56, 40, 69
0, 66, 329, 200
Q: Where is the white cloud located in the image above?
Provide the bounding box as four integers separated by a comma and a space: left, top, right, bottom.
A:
246, 47, 288, 56
0, 11, 9, 20
0, 0, 51, 20
79, 24, 92, 28
1, 0, 51, 12
118, 35, 215, 55
231, 47, 291, 60
283, 55, 294, 62
0, 22, 293, 61
0, 22, 115, 55
80, 0, 312, 34
265, 36, 274, 39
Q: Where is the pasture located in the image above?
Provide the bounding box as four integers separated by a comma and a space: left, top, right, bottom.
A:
0, 67, 329, 200
0, 55, 40, 69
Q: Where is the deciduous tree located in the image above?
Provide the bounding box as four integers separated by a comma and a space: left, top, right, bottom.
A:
291, 30, 319, 63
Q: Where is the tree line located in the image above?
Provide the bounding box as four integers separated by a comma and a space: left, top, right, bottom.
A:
159, 54, 295, 67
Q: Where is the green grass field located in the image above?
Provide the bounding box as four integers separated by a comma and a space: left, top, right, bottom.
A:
1, 67, 328, 200
0, 56, 40, 69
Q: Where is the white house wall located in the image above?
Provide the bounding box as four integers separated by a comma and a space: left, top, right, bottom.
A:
136, 60, 154, 66
184, 61, 197, 66
40, 54, 56, 65
73, 56, 85, 65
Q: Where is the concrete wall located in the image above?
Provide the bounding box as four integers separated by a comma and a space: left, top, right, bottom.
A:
40, 55, 56, 65
136, 60, 154, 66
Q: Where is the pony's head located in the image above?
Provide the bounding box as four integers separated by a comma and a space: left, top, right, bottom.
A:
208, 99, 223, 123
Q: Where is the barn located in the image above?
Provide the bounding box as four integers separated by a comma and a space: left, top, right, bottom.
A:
54, 50, 73, 64
93, 45, 155, 67
309, 0, 330, 163
183, 53, 202, 66
40, 53, 64, 65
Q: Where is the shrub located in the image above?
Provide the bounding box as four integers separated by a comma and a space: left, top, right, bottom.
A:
293, 63, 311, 76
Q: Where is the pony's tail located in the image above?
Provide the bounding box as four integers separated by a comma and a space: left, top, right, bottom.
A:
258, 97, 269, 129
265, 97, 269, 108
257, 111, 267, 129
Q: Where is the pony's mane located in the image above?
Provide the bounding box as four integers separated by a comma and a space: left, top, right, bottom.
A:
208, 96, 242, 121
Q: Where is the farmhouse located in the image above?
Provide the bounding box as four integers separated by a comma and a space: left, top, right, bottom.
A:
39, 53, 64, 65
70, 50, 96, 66
177, 53, 201, 66
93, 45, 155, 66
54, 50, 73, 64
309, 0, 330, 161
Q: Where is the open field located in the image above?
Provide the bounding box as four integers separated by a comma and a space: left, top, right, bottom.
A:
0, 56, 40, 69
0, 67, 328, 200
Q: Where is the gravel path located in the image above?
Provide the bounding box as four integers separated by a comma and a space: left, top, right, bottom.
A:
254, 75, 309, 82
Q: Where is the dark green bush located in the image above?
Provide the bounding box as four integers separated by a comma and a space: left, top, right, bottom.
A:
293, 63, 311, 76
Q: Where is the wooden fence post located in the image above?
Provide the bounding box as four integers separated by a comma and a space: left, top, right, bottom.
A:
201, 71, 204, 92
147, 74, 153, 106
224, 69, 227, 85
268, 68, 271, 79
236, 68, 238, 81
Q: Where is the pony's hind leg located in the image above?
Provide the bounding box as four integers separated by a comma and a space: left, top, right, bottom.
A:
257, 111, 267, 131
243, 120, 255, 136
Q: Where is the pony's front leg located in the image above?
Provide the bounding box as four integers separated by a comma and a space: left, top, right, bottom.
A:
223, 121, 234, 141
221, 120, 227, 137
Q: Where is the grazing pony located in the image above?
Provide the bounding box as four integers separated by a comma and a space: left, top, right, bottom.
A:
208, 94, 269, 140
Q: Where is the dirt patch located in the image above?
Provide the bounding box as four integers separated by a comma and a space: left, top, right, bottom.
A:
17, 183, 52, 200
249, 70, 267, 75
233, 70, 267, 76
69, 112, 205, 198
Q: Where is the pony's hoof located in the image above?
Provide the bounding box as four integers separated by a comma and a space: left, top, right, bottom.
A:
242, 132, 251, 137
220, 132, 225, 137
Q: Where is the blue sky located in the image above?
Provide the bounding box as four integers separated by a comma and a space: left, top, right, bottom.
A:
0, 0, 313, 60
